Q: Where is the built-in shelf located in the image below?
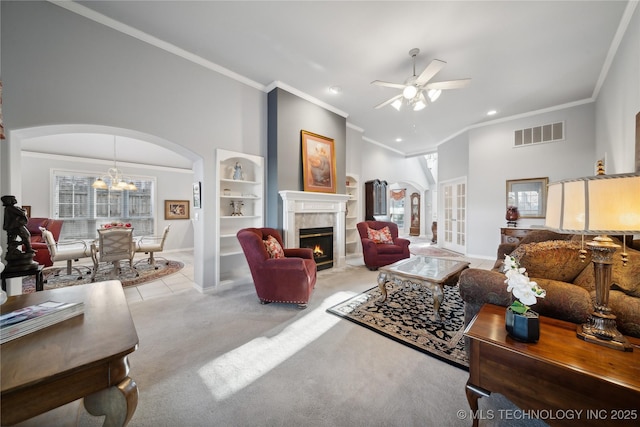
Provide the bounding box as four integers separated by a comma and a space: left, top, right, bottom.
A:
345, 173, 360, 255
216, 149, 264, 287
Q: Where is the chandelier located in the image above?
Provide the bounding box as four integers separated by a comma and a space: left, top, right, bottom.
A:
92, 136, 138, 191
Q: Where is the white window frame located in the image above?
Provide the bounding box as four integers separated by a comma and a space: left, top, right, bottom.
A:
51, 169, 156, 240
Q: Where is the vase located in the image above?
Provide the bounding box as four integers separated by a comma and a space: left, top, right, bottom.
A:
505, 206, 519, 227
505, 306, 540, 342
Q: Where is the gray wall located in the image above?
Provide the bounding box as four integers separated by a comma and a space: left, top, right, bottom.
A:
266, 88, 347, 229
2, 1, 267, 291
466, 102, 597, 258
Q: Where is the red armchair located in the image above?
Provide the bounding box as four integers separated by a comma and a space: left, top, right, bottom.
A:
26, 218, 64, 267
357, 221, 410, 270
237, 228, 317, 309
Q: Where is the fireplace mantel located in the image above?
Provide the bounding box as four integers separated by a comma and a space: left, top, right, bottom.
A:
279, 191, 351, 268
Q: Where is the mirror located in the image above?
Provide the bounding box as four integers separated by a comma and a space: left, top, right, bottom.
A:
506, 177, 548, 218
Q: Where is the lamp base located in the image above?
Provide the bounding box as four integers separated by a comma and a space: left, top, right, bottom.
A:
577, 320, 633, 352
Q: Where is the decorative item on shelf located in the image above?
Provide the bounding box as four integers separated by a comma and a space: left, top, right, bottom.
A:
503, 255, 546, 342
233, 162, 243, 180
91, 136, 138, 191
506, 206, 519, 227
223, 188, 231, 196
545, 172, 640, 351
230, 200, 244, 216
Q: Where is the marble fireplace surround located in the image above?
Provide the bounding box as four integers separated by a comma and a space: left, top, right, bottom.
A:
279, 191, 351, 268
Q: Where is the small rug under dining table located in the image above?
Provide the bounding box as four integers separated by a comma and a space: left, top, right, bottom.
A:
327, 279, 469, 370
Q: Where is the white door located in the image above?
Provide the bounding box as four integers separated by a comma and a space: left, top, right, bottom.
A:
440, 178, 466, 254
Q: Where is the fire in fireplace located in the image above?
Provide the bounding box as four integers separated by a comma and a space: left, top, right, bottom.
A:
299, 227, 334, 271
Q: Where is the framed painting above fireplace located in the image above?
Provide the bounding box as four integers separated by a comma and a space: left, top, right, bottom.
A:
301, 130, 337, 193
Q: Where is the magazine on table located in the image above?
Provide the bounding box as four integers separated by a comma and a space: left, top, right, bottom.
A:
0, 300, 84, 344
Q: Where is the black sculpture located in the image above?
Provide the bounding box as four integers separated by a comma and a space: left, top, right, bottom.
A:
2, 195, 38, 271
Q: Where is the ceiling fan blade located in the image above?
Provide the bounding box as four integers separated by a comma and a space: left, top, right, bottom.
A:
371, 80, 406, 89
415, 59, 446, 86
425, 79, 472, 90
374, 94, 403, 109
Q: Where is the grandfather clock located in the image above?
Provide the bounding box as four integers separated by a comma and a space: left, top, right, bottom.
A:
365, 179, 388, 220
409, 192, 420, 236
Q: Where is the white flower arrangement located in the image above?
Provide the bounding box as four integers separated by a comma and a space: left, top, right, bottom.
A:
503, 255, 546, 314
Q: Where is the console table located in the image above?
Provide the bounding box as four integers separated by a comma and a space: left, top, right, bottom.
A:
1, 281, 139, 426
464, 304, 640, 427
500, 227, 534, 244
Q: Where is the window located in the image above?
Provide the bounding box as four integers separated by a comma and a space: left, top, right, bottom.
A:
53, 171, 155, 240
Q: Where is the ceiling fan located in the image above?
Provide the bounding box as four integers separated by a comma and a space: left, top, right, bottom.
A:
372, 48, 471, 111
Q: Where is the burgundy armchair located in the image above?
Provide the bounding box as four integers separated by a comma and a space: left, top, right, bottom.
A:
357, 221, 410, 270
237, 228, 317, 309
27, 218, 64, 267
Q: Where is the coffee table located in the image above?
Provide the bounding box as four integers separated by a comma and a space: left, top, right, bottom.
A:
1, 281, 139, 426
377, 256, 469, 321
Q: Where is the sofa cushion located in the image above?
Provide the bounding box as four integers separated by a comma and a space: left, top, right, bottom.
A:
367, 226, 393, 244
263, 235, 284, 259
511, 240, 590, 283
574, 245, 640, 297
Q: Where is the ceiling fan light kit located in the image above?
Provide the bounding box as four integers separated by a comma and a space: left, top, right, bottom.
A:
372, 48, 470, 111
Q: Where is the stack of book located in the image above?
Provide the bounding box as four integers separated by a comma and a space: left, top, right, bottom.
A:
0, 300, 84, 344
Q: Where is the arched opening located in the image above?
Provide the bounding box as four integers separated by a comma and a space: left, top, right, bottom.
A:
5, 124, 204, 289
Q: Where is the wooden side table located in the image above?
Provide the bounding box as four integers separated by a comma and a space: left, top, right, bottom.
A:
1, 264, 44, 292
464, 304, 640, 427
1, 281, 139, 426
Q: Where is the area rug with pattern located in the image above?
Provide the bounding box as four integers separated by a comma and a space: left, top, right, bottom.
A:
327, 279, 469, 370
21, 260, 184, 293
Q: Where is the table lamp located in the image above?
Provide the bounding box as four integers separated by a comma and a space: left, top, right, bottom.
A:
545, 172, 640, 351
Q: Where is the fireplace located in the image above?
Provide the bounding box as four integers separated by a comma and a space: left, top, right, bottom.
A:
299, 227, 334, 271
279, 191, 350, 269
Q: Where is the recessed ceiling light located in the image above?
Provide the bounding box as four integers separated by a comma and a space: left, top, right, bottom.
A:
395, 138, 403, 143
487, 110, 497, 116
329, 86, 342, 94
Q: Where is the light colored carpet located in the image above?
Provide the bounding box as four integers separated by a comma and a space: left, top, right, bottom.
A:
14, 259, 547, 427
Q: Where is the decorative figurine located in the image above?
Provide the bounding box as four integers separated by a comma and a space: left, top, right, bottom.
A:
230, 200, 244, 216
2, 195, 38, 271
233, 162, 243, 180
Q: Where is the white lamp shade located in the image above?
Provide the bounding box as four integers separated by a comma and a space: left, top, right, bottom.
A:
545, 173, 640, 234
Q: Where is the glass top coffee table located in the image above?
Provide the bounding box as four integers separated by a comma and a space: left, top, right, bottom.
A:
377, 256, 470, 322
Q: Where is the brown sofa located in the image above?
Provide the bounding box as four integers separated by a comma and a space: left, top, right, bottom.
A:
459, 230, 640, 339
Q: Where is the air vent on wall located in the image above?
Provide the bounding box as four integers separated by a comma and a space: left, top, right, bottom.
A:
514, 122, 564, 147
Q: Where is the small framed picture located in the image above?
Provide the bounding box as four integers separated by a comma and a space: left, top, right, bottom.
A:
22, 205, 32, 218
193, 182, 201, 209
165, 200, 190, 220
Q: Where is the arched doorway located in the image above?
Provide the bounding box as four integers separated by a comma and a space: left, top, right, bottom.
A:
5, 124, 203, 288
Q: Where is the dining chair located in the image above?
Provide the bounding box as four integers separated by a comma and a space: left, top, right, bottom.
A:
92, 227, 138, 281
134, 225, 171, 269
40, 227, 93, 281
